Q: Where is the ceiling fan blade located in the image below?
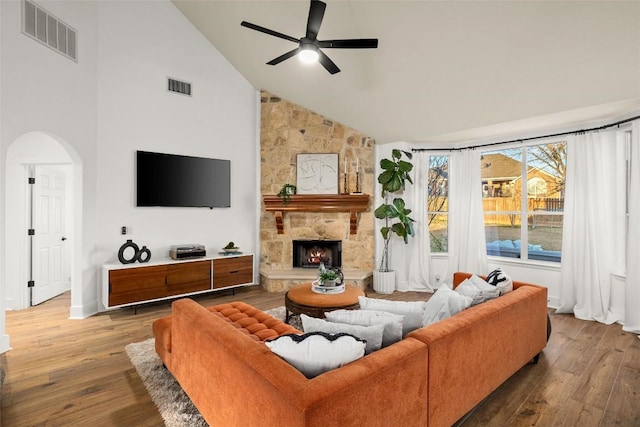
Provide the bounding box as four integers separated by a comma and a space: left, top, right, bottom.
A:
318, 39, 379, 49
267, 48, 301, 66
306, 0, 326, 40
241, 21, 300, 44
318, 50, 340, 74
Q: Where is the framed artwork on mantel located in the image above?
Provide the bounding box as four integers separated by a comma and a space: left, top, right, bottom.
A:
296, 153, 339, 194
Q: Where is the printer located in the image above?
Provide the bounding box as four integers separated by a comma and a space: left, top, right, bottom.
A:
169, 244, 206, 260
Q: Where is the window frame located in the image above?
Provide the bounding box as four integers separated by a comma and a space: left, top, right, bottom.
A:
481, 140, 566, 264
427, 154, 449, 254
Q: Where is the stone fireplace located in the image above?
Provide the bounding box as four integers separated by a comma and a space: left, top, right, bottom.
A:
293, 240, 342, 269
259, 91, 375, 292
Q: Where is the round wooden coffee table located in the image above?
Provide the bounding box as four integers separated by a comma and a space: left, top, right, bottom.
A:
285, 283, 366, 322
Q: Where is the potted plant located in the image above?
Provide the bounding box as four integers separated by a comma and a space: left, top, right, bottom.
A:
373, 149, 415, 294
276, 183, 297, 205
317, 264, 338, 286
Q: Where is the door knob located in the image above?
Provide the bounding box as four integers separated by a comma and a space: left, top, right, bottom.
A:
61, 237, 67, 241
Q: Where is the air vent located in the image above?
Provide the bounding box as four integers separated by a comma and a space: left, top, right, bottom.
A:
168, 78, 192, 96
22, 0, 77, 62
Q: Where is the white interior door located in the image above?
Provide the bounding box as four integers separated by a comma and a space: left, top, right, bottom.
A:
32, 166, 70, 306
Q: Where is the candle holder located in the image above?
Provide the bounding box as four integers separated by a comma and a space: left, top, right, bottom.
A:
342, 172, 349, 194
353, 171, 362, 194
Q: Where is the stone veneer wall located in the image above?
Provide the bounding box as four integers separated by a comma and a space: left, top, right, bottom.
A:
260, 91, 375, 292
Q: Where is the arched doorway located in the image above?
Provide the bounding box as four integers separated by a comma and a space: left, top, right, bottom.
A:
4, 131, 82, 314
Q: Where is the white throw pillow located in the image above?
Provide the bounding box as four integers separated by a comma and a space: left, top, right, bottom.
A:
454, 279, 484, 306
265, 332, 366, 378
486, 268, 514, 295
301, 314, 385, 354
423, 284, 473, 326
357, 296, 427, 337
469, 274, 500, 300
325, 309, 404, 347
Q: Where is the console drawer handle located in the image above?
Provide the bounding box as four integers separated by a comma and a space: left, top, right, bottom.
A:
230, 270, 239, 274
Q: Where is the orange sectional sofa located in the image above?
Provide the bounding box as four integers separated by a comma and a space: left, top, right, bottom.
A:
152, 272, 548, 427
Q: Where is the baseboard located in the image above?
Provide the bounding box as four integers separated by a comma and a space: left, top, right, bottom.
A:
69, 301, 99, 319
0, 334, 11, 354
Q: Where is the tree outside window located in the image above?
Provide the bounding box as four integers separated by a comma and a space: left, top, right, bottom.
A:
428, 155, 449, 252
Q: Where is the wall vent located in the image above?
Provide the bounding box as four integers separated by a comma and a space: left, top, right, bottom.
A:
168, 78, 192, 96
22, 0, 77, 62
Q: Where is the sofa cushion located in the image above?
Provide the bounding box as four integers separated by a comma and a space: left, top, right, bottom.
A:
357, 296, 427, 337
301, 314, 385, 354
208, 302, 300, 341
325, 309, 404, 347
469, 274, 500, 300
454, 280, 484, 306
486, 268, 514, 295
423, 285, 473, 326
265, 331, 366, 378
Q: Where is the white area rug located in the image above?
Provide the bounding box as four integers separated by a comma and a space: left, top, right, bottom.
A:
125, 306, 287, 427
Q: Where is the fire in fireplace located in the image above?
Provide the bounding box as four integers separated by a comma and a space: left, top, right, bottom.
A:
292, 240, 342, 269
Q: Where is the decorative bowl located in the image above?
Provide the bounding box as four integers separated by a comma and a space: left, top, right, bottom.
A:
311, 280, 345, 294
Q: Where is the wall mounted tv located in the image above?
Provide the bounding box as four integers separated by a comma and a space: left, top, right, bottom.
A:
136, 150, 230, 208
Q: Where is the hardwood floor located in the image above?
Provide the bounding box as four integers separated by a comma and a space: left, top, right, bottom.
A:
1, 286, 639, 426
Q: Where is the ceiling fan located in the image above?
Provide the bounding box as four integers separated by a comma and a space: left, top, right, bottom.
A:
240, 0, 378, 75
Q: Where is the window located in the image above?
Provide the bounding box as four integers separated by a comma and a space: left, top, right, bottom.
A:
482, 142, 565, 262
428, 155, 449, 252
527, 177, 547, 197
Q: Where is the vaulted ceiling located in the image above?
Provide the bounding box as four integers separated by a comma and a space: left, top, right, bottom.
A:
172, 1, 640, 144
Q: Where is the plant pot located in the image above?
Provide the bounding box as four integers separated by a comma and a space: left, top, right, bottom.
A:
373, 270, 395, 294
319, 280, 336, 287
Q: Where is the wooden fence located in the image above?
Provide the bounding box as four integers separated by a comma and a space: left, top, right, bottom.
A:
482, 197, 563, 227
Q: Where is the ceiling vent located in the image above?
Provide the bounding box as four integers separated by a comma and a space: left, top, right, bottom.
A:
22, 0, 77, 62
167, 78, 192, 96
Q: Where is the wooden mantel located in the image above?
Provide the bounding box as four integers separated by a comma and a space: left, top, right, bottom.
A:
263, 194, 370, 235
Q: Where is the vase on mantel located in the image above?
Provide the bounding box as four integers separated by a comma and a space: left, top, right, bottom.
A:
373, 270, 395, 294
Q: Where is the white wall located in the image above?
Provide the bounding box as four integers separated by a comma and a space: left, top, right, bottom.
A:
95, 1, 258, 311
0, 0, 6, 352
1, 0, 98, 350
1, 0, 259, 352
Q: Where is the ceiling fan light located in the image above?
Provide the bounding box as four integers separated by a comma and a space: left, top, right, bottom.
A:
298, 46, 319, 64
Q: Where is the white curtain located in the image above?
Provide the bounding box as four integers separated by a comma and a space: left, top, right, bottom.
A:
446, 149, 488, 279
557, 130, 621, 324
400, 151, 434, 292
624, 121, 640, 334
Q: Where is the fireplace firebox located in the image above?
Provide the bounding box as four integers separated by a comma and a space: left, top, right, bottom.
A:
292, 240, 342, 269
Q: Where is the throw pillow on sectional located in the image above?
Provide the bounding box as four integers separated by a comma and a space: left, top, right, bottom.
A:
325, 309, 404, 347
454, 279, 484, 306
469, 274, 500, 300
265, 331, 366, 379
486, 268, 514, 295
423, 284, 473, 326
357, 297, 427, 337
300, 314, 385, 354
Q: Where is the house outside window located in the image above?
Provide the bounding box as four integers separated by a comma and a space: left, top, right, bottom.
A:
481, 142, 565, 262
428, 155, 449, 252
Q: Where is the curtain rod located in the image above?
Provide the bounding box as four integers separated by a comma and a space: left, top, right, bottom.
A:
412, 114, 640, 152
